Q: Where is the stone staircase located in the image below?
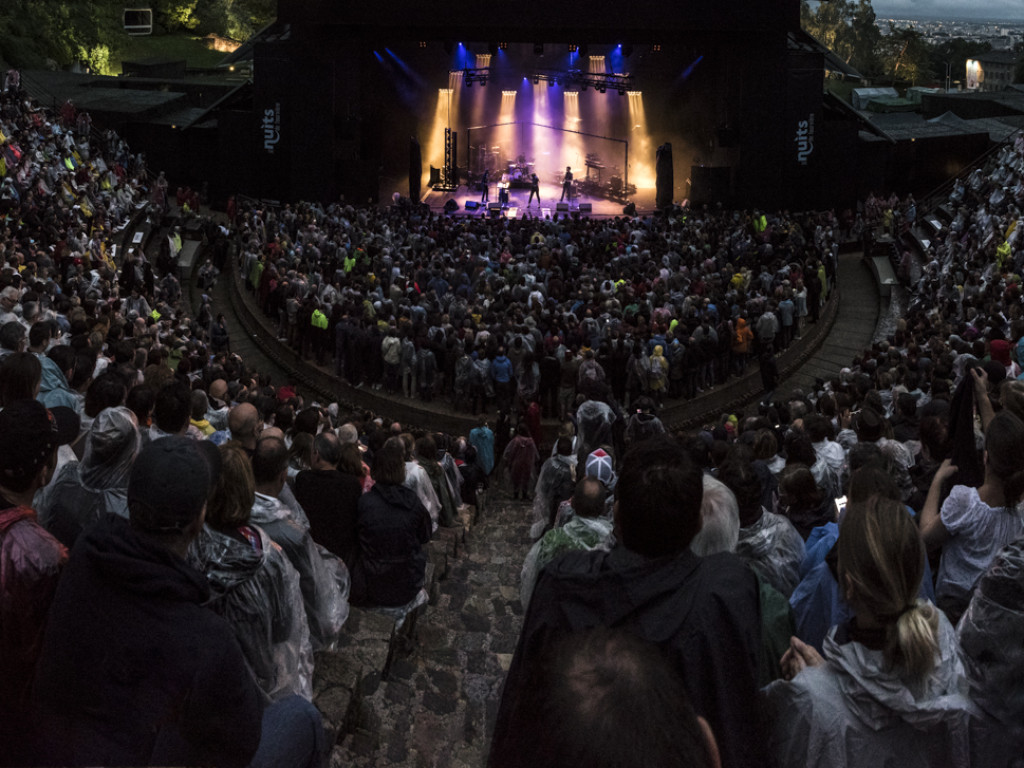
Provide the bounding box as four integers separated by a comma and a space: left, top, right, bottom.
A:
313, 494, 536, 767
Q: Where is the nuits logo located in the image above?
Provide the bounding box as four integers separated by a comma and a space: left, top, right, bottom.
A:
795, 114, 815, 166
262, 105, 281, 154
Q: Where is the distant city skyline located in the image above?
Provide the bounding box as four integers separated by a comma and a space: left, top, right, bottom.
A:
869, 1, 1024, 22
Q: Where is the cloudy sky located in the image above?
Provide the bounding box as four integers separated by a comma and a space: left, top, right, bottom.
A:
871, 0, 1024, 20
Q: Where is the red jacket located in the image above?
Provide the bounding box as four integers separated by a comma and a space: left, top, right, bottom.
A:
0, 505, 67, 759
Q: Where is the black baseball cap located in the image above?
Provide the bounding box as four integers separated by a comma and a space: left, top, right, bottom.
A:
128, 436, 221, 533
0, 400, 79, 484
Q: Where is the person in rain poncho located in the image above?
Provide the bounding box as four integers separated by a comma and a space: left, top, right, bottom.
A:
719, 448, 805, 598
529, 436, 577, 539
553, 447, 617, 528
957, 532, 1024, 765
647, 344, 668, 405
503, 423, 539, 501
763, 495, 974, 768
398, 432, 440, 530
521, 475, 613, 609
690, 474, 794, 687
249, 434, 349, 649
469, 419, 495, 476
574, 397, 618, 467
189, 443, 313, 701
416, 434, 459, 528
624, 396, 666, 446
38, 405, 139, 549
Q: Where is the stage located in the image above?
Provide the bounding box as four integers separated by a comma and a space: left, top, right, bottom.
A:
413, 179, 657, 218
241, 1, 848, 211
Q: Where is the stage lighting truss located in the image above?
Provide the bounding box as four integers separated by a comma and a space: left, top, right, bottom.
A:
528, 68, 634, 95
452, 67, 633, 94
460, 67, 490, 86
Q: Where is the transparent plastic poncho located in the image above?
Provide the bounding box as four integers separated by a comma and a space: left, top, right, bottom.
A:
190, 524, 314, 701
575, 400, 617, 460
38, 406, 140, 546
736, 510, 806, 598
530, 454, 576, 540
957, 534, 1024, 744
249, 494, 350, 650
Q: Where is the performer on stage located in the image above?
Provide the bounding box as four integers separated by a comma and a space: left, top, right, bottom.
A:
481, 169, 489, 203
560, 166, 573, 202
499, 171, 510, 205
528, 173, 540, 206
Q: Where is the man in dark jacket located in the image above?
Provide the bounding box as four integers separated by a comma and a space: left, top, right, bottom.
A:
294, 430, 362, 568
489, 435, 766, 768
351, 436, 432, 607
31, 437, 325, 768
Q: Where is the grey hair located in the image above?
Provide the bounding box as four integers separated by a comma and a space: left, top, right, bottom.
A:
690, 474, 740, 557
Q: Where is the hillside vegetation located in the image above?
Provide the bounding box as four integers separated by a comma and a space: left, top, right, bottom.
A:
0, 0, 273, 74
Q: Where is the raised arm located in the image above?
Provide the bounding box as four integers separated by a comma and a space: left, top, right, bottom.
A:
919, 458, 957, 550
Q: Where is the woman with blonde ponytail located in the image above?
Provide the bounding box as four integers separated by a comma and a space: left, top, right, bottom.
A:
763, 496, 973, 768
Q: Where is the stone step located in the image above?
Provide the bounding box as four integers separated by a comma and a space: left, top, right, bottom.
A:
323, 499, 532, 766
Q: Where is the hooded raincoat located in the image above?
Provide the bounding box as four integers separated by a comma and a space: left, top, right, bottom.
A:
37, 354, 79, 411
38, 406, 139, 549
189, 524, 313, 701
529, 453, 576, 539
0, 503, 67, 761
519, 514, 613, 608
736, 509, 805, 598
763, 611, 974, 768
249, 493, 349, 649
957, 534, 1024, 764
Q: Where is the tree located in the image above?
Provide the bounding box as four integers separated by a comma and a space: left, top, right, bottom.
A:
878, 27, 932, 86
156, 0, 201, 32
800, 0, 881, 79
848, 0, 882, 77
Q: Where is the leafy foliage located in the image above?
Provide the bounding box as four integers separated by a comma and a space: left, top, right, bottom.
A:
801, 0, 973, 87
157, 0, 202, 32
0, 0, 273, 72
801, 0, 882, 78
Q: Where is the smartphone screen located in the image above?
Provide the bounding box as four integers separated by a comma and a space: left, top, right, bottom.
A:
834, 495, 847, 521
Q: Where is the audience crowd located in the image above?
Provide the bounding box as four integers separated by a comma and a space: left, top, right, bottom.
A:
2, 73, 1024, 768
235, 186, 845, 416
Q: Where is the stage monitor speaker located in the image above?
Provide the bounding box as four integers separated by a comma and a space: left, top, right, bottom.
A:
464, 200, 480, 210
623, 202, 637, 216
656, 142, 673, 210
443, 199, 458, 213
578, 203, 592, 213
409, 138, 422, 200
429, 166, 442, 187
556, 202, 569, 212
488, 201, 502, 211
